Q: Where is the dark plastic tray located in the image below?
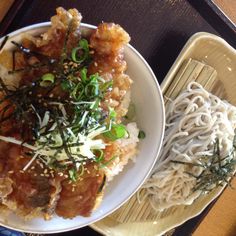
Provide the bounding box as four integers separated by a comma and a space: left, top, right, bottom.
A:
0, 0, 235, 235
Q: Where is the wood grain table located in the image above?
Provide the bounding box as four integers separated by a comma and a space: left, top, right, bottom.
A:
0, 0, 14, 22
1, 0, 236, 235
213, 0, 236, 25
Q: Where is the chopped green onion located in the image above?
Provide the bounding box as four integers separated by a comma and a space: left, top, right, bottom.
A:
69, 168, 78, 182
104, 124, 127, 141
71, 39, 89, 63
79, 38, 89, 49
94, 149, 104, 163
109, 107, 116, 120
40, 73, 55, 87
85, 83, 99, 97
78, 164, 84, 177
100, 156, 117, 168
138, 130, 146, 139
42, 73, 55, 82
71, 47, 81, 63
89, 73, 99, 82
90, 98, 100, 110
100, 80, 113, 92
61, 79, 73, 91
80, 68, 87, 83
71, 83, 84, 100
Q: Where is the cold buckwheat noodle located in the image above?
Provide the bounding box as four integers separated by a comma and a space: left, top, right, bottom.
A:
141, 82, 236, 211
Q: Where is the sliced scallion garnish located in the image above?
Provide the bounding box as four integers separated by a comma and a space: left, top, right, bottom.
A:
94, 149, 104, 163
69, 168, 78, 182
138, 130, 146, 139
40, 73, 55, 87
104, 124, 127, 141
71, 39, 89, 63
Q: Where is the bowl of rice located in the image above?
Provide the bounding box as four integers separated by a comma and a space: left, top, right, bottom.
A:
0, 7, 165, 233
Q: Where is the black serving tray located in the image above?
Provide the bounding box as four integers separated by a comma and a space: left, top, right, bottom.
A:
0, 0, 236, 235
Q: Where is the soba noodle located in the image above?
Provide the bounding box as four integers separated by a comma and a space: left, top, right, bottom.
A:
142, 82, 236, 211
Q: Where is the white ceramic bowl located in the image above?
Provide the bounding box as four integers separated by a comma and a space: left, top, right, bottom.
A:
0, 23, 165, 233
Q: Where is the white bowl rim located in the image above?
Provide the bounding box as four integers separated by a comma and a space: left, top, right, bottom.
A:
0, 22, 165, 233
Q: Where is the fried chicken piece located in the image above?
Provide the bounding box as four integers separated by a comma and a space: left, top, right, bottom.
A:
89, 23, 133, 121
0, 145, 54, 219
0, 177, 13, 198
26, 7, 82, 58
89, 23, 130, 75
56, 164, 105, 218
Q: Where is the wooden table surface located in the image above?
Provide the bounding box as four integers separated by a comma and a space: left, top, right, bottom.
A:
213, 0, 236, 25
1, 0, 236, 235
0, 0, 14, 22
